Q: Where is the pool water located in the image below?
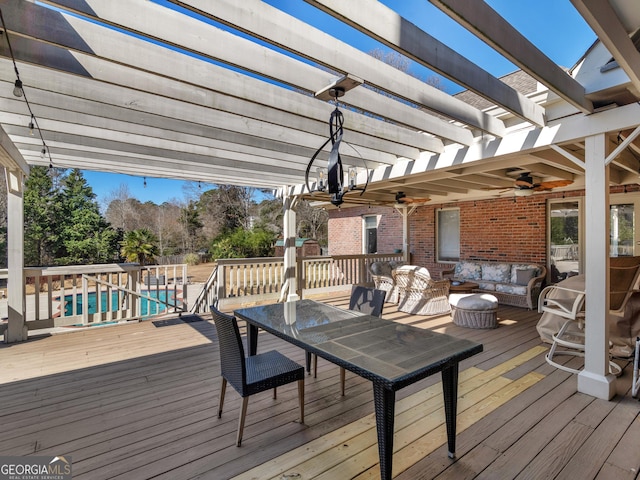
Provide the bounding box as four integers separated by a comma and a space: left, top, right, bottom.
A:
63, 290, 179, 317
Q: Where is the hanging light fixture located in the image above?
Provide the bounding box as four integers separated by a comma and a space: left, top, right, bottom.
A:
305, 77, 368, 207
13, 79, 23, 97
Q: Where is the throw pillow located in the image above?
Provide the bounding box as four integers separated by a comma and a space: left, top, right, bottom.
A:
516, 268, 535, 285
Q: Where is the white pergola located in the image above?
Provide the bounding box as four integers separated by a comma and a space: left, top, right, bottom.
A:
2, 0, 640, 399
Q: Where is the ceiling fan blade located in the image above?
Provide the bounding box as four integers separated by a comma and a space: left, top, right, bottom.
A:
533, 179, 573, 191
395, 192, 430, 203
400, 196, 430, 203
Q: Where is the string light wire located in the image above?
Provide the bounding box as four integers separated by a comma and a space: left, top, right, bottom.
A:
0, 7, 54, 168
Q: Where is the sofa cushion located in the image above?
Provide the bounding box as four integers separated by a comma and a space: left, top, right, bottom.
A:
510, 264, 540, 284
454, 262, 482, 281
496, 283, 528, 296
449, 293, 498, 310
481, 263, 511, 283
477, 281, 496, 291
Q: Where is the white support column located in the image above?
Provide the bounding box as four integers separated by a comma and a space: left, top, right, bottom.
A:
402, 206, 410, 263
4, 169, 28, 343
280, 193, 299, 302
395, 204, 417, 264
578, 133, 615, 399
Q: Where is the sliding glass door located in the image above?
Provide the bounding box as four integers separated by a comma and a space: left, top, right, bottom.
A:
548, 200, 581, 283
547, 193, 640, 284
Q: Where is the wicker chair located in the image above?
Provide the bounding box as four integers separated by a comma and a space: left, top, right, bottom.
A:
368, 260, 405, 303
310, 285, 386, 395
393, 265, 451, 315
211, 305, 305, 446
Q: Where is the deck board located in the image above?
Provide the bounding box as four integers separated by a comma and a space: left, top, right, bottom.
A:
0, 292, 638, 479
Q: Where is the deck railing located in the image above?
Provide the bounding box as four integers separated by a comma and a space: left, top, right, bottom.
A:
6, 255, 404, 327
18, 263, 187, 330
191, 253, 403, 311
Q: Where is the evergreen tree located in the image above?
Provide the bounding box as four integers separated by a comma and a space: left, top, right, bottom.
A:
24, 166, 56, 266
55, 169, 119, 265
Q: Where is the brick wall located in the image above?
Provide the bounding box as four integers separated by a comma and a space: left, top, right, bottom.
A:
327, 205, 402, 255
328, 192, 586, 277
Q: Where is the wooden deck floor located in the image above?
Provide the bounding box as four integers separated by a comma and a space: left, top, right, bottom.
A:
1, 292, 639, 479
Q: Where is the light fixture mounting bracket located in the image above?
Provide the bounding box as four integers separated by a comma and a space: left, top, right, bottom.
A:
314, 74, 363, 101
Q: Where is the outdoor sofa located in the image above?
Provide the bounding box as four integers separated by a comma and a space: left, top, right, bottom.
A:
441, 261, 546, 309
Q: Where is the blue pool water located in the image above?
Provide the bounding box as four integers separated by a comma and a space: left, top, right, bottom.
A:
63, 290, 178, 317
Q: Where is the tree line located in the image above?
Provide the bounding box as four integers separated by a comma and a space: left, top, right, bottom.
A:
0, 167, 328, 268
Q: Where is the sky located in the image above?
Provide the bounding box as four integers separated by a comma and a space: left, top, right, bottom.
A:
80, 0, 597, 207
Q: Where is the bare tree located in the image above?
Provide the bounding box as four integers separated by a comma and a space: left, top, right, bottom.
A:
154, 202, 182, 256
296, 200, 329, 245
104, 183, 140, 231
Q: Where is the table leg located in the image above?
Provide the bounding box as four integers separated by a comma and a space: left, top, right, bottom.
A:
247, 323, 258, 356
373, 382, 395, 480
441, 363, 459, 458
305, 351, 312, 374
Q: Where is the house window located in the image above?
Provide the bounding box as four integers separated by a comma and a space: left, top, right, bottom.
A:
363, 215, 377, 254
437, 208, 460, 262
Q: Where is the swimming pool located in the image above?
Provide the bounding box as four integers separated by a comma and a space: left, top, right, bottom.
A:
62, 290, 179, 317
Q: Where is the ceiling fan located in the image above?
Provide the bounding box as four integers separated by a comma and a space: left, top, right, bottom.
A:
487, 172, 573, 195
395, 192, 430, 204
513, 172, 573, 191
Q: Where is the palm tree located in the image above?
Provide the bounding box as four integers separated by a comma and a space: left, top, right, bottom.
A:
120, 228, 159, 266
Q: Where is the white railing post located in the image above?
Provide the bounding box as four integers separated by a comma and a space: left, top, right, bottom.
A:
82, 275, 89, 325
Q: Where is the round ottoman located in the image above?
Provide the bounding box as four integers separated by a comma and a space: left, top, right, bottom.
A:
449, 293, 498, 329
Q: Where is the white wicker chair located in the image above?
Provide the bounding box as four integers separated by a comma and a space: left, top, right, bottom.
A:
393, 265, 451, 315
369, 260, 405, 303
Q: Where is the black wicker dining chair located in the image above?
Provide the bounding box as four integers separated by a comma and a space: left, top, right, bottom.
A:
210, 305, 305, 447
310, 285, 386, 395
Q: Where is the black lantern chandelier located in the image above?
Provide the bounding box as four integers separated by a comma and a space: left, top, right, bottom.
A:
305, 86, 368, 206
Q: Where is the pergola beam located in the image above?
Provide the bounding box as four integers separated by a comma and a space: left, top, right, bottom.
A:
306, 0, 546, 127
43, 0, 497, 140
430, 0, 593, 114
571, 0, 640, 94
29, 0, 458, 148
0, 16, 437, 158
286, 101, 640, 197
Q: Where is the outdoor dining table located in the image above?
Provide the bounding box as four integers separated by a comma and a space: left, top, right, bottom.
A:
234, 298, 483, 479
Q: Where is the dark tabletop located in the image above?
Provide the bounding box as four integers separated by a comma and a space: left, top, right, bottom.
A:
234, 299, 483, 390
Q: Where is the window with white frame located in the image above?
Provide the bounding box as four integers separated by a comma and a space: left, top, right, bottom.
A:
363, 215, 378, 254
436, 208, 460, 262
